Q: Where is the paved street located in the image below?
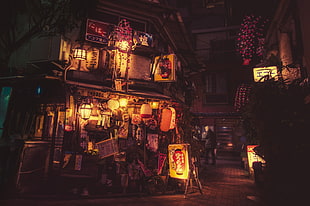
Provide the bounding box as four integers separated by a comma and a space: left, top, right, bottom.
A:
0, 157, 264, 206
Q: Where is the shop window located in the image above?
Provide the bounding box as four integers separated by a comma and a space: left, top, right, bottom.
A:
0, 87, 12, 138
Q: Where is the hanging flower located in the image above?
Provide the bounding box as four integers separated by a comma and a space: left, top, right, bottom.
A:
236, 15, 269, 65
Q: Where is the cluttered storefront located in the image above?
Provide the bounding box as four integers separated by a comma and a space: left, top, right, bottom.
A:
0, 16, 202, 197
0, 76, 197, 196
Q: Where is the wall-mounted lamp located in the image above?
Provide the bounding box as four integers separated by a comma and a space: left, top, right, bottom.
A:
79, 102, 93, 120
64, 47, 87, 82
73, 47, 87, 60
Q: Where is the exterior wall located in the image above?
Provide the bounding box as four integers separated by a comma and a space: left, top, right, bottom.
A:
297, 0, 310, 75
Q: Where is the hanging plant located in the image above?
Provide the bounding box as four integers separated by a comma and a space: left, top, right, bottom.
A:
236, 15, 269, 65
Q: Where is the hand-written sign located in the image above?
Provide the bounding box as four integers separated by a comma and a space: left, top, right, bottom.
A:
96, 138, 119, 159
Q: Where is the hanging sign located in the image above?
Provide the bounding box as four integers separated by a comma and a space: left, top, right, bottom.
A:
253, 66, 278, 82
85, 19, 111, 45
86, 47, 100, 70
133, 31, 153, 47
168, 144, 190, 180
153, 54, 176, 82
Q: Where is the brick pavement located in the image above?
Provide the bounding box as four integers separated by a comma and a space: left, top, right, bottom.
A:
0, 155, 265, 206
198, 156, 265, 206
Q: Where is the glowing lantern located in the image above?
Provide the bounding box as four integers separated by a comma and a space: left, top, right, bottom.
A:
79, 103, 92, 120
140, 103, 152, 118
117, 40, 131, 52
169, 107, 176, 130
107, 99, 120, 110
73, 47, 87, 60
160, 108, 172, 132
150, 101, 159, 109
119, 98, 128, 107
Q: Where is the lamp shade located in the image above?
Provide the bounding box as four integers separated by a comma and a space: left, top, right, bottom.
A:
140, 103, 152, 118
79, 103, 92, 120
73, 48, 87, 60
107, 99, 120, 110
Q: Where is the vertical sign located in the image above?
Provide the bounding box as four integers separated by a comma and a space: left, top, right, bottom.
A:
168, 144, 190, 179
86, 47, 100, 70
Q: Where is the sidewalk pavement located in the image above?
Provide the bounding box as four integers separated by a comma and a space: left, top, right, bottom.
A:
198, 156, 265, 206
0, 155, 265, 206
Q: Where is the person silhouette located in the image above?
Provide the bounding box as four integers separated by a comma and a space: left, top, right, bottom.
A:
205, 128, 217, 165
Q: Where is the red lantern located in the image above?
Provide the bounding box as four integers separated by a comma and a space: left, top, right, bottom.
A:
160, 108, 172, 132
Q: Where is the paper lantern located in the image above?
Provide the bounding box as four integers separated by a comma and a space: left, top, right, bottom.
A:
140, 103, 152, 118
119, 98, 128, 107
160, 108, 172, 132
79, 103, 92, 120
169, 107, 176, 130
108, 99, 120, 110
73, 47, 87, 60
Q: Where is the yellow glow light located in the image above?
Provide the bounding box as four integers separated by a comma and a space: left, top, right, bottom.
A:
73, 48, 87, 60
119, 98, 128, 107
79, 103, 92, 120
118, 40, 130, 52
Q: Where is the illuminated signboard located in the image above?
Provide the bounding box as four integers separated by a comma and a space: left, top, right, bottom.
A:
253, 66, 278, 82
247, 145, 266, 174
168, 144, 190, 180
133, 31, 153, 47
153, 54, 176, 82
85, 19, 112, 45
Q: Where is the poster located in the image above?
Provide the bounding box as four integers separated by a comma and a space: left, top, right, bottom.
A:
96, 138, 119, 159
168, 144, 190, 180
153, 54, 176, 82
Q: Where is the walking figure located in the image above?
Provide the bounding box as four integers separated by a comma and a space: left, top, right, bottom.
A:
205, 128, 217, 165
